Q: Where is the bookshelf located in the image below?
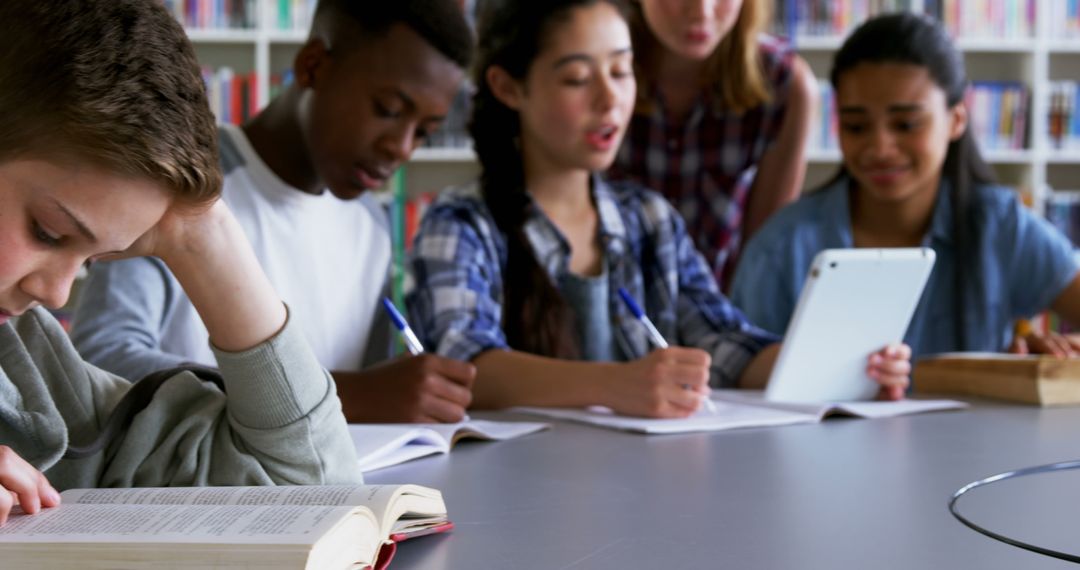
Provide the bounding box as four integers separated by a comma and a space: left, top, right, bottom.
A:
176, 1, 1080, 213
389, 1, 1080, 208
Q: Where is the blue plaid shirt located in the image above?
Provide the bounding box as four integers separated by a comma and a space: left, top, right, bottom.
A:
407, 175, 778, 388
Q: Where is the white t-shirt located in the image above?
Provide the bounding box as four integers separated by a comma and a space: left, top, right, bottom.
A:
160, 124, 392, 371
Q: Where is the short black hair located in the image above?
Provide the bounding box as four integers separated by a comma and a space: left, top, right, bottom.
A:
312, 0, 474, 69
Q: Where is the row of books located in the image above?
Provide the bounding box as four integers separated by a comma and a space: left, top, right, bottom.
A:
774, 0, 921, 37
202, 67, 295, 125
163, 0, 316, 31
203, 68, 258, 126
1048, 0, 1080, 38
807, 80, 1029, 153
933, 0, 1034, 39
271, 0, 316, 31
810, 81, 839, 151
1047, 81, 1080, 150
774, 0, 1035, 39
965, 81, 1029, 151
164, 0, 257, 30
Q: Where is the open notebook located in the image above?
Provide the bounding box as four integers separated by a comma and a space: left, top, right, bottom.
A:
513, 390, 967, 434
350, 419, 550, 472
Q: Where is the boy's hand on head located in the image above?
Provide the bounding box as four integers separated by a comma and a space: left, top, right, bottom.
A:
91, 199, 227, 266
336, 354, 476, 423
0, 446, 60, 527
113, 199, 226, 264
868, 343, 911, 401
615, 347, 711, 419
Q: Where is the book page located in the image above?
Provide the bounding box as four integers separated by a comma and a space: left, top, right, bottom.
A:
830, 399, 969, 418
349, 420, 549, 473
0, 503, 362, 545
428, 418, 549, 445
62, 485, 404, 509
712, 390, 967, 419
512, 402, 817, 434
919, 352, 1041, 361
350, 425, 448, 473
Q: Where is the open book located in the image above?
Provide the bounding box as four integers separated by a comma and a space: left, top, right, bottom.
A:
514, 390, 967, 434
350, 419, 549, 472
0, 484, 449, 570
914, 352, 1080, 405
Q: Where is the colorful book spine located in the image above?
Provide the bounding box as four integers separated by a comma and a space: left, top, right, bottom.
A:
274, 0, 318, 31
164, 0, 255, 29
933, 0, 1034, 38
808, 79, 838, 152
1047, 81, 1080, 150
776, 0, 923, 38
1049, 0, 1080, 38
776, 0, 1034, 39
201, 67, 259, 125
965, 81, 1029, 151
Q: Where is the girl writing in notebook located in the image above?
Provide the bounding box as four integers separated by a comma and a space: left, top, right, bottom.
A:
407, 0, 911, 419
730, 13, 1080, 358
608, 0, 816, 287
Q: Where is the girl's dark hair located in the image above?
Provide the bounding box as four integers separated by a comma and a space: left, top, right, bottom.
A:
829, 12, 996, 350
470, 0, 627, 358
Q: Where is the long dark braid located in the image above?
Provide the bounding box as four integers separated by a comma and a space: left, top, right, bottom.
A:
470, 0, 627, 357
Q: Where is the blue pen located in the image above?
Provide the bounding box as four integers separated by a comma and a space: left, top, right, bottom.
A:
382, 298, 425, 356
381, 298, 472, 423
617, 288, 668, 349
617, 288, 717, 414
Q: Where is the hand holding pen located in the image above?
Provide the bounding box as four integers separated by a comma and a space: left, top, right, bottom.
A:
377, 298, 474, 423
617, 288, 718, 414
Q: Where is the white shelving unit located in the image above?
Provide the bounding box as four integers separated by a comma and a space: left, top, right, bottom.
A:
184, 2, 308, 111
183, 2, 1080, 202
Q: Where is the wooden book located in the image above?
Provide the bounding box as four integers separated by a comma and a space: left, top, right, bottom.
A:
0, 484, 451, 569
913, 353, 1080, 405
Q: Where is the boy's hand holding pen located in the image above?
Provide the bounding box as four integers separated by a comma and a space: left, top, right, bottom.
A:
380, 298, 473, 422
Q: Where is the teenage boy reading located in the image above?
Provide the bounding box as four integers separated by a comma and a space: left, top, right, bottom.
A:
71, 0, 478, 423
0, 0, 360, 526
407, 0, 913, 418
731, 13, 1080, 358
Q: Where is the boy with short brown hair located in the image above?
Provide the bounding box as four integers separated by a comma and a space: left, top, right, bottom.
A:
0, 0, 360, 526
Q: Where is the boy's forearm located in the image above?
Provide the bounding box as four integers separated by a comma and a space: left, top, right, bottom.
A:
159, 203, 286, 352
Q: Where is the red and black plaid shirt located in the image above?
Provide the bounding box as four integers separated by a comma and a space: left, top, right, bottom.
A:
610, 35, 795, 287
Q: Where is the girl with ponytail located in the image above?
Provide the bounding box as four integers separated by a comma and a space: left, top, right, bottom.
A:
409, 0, 912, 417
731, 13, 1080, 358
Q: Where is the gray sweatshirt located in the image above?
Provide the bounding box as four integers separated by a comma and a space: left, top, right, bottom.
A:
1, 307, 362, 490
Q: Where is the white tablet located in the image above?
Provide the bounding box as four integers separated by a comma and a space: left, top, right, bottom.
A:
764, 248, 936, 403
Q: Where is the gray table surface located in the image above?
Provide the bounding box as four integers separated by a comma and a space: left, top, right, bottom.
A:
366, 403, 1080, 569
